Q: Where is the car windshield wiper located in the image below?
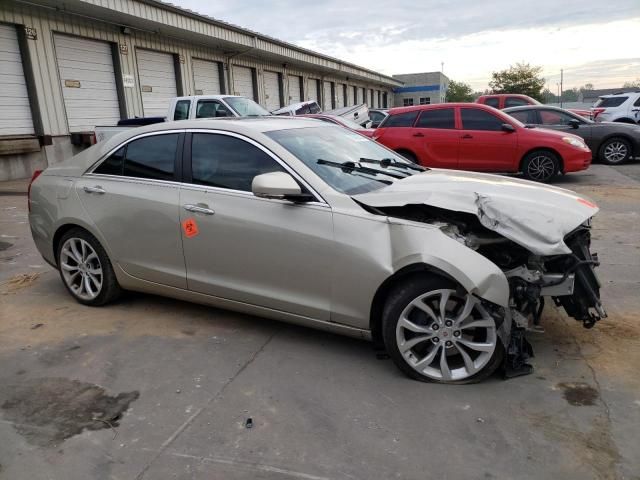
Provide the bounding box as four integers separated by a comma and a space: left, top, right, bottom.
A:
359, 157, 428, 172
316, 159, 399, 184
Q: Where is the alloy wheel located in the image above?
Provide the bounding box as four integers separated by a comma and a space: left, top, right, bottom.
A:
603, 141, 628, 164
526, 155, 556, 181
395, 289, 497, 382
60, 237, 103, 300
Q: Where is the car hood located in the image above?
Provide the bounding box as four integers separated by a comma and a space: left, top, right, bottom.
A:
352, 169, 598, 255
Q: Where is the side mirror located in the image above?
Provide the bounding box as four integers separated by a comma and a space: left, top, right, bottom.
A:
252, 172, 312, 202
501, 123, 516, 133
568, 119, 580, 129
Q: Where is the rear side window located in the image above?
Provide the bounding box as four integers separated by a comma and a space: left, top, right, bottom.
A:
173, 100, 190, 120
94, 146, 125, 175
505, 97, 530, 107
382, 111, 419, 127
634, 97, 640, 107
461, 109, 504, 131
123, 134, 178, 180
190, 133, 285, 192
484, 98, 500, 108
416, 108, 455, 129
594, 97, 628, 108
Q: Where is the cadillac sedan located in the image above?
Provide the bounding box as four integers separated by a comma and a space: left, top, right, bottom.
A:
29, 118, 607, 383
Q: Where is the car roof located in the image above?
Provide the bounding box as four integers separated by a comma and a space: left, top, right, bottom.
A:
388, 102, 496, 114
503, 105, 564, 112
599, 91, 639, 98
173, 95, 239, 101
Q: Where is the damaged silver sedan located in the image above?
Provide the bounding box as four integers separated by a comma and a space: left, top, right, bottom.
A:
28, 118, 607, 383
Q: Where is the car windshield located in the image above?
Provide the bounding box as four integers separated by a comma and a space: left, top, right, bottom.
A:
266, 126, 415, 195
225, 97, 270, 116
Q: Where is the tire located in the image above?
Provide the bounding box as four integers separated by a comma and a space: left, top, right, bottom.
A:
396, 150, 417, 164
56, 228, 122, 306
521, 150, 559, 183
599, 137, 631, 165
382, 275, 504, 384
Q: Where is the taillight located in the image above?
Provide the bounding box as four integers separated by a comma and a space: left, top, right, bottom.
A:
592, 108, 605, 120
28, 169, 43, 212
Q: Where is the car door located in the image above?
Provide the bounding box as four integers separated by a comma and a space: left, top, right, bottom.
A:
458, 107, 518, 171
179, 131, 333, 320
77, 131, 187, 288
537, 109, 594, 148
412, 107, 459, 167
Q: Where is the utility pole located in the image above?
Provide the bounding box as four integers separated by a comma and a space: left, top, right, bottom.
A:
560, 69, 564, 108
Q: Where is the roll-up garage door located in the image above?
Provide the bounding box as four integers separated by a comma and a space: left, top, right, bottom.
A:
263, 71, 281, 111
307, 78, 319, 103
232, 65, 254, 100
288, 75, 302, 104
336, 83, 345, 108
0, 24, 34, 135
192, 59, 221, 95
137, 49, 177, 117
54, 35, 120, 131
323, 81, 333, 110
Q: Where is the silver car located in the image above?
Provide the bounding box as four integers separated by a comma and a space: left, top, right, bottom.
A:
29, 118, 607, 383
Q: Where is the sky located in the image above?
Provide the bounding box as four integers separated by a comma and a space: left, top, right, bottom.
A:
172, 0, 640, 91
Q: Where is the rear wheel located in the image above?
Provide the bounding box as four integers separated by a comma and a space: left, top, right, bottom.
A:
521, 150, 559, 182
57, 228, 122, 306
382, 276, 504, 384
599, 137, 631, 165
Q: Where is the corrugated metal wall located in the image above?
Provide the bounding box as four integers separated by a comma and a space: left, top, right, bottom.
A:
0, 1, 396, 140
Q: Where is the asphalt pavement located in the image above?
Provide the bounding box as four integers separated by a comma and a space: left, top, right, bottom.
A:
1, 164, 639, 480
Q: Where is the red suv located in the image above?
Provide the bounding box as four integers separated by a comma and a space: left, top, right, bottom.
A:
373, 103, 592, 182
477, 94, 591, 119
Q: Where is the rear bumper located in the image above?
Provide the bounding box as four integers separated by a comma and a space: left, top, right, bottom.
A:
563, 149, 592, 173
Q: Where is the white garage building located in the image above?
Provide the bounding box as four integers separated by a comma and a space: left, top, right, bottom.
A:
0, 0, 401, 181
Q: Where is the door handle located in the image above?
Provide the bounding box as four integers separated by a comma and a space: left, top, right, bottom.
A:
461, 134, 473, 139
412, 132, 425, 137
184, 204, 215, 215
83, 185, 105, 194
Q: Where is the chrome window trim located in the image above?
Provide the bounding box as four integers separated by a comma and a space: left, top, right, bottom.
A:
185, 128, 328, 205
86, 128, 329, 206
86, 129, 186, 175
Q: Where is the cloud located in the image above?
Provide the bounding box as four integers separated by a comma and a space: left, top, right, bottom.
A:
171, 0, 640, 88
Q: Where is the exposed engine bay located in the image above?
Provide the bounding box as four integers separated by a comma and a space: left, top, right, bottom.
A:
372, 204, 607, 377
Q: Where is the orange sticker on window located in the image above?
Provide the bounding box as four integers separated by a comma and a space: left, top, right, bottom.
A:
182, 218, 199, 238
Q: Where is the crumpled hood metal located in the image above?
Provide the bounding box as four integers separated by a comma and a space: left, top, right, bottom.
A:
353, 169, 599, 255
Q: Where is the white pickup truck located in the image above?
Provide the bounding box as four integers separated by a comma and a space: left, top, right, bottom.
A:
94, 95, 270, 143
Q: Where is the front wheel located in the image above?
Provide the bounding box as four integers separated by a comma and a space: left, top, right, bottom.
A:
521, 150, 559, 182
57, 228, 122, 306
599, 137, 631, 165
382, 276, 504, 384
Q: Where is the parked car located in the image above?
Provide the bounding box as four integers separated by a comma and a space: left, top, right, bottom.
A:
476, 94, 591, 119
504, 105, 640, 165
298, 113, 374, 136
369, 109, 389, 128
28, 117, 606, 383
94, 95, 270, 143
373, 103, 592, 182
591, 91, 640, 124
324, 104, 371, 127
273, 101, 371, 127
272, 100, 322, 116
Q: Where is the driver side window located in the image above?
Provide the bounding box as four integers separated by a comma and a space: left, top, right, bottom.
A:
539, 110, 575, 126
190, 133, 286, 192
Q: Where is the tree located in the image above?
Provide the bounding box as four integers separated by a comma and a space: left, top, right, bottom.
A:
445, 80, 474, 102
623, 79, 640, 88
581, 83, 594, 91
488, 63, 545, 102
562, 87, 579, 102
541, 88, 558, 104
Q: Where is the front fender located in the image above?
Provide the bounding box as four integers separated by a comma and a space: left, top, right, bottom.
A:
389, 222, 510, 307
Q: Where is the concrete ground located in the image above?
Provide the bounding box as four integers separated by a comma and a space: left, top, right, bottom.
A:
1, 165, 639, 480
